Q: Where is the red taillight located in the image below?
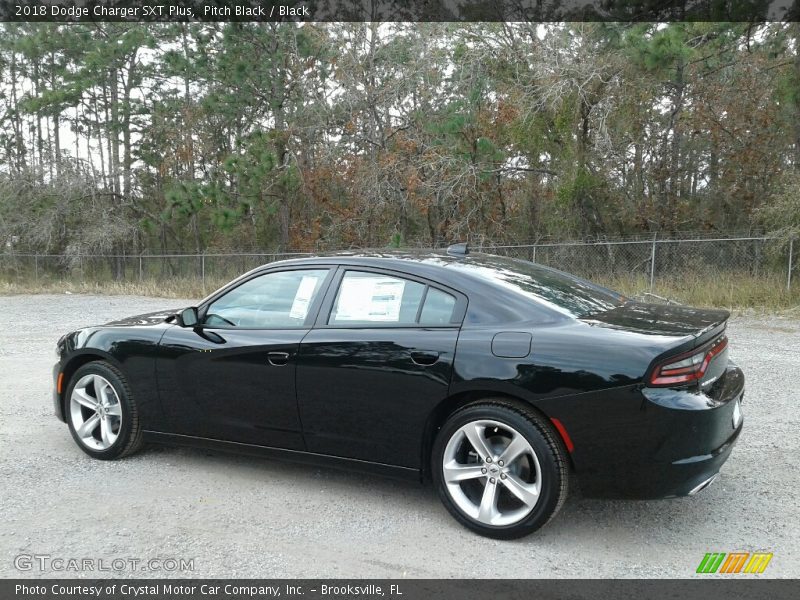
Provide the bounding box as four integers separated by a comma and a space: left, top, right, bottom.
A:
649, 336, 728, 386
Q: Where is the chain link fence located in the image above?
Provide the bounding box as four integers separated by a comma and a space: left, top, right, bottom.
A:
480, 236, 795, 290
0, 236, 796, 299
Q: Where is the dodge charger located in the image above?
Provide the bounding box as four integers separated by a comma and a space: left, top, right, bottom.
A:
53, 245, 744, 538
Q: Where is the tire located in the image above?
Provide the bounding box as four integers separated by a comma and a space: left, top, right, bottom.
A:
65, 361, 144, 460
431, 399, 569, 539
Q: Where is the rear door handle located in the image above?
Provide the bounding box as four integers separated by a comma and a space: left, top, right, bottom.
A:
267, 351, 290, 366
410, 351, 440, 366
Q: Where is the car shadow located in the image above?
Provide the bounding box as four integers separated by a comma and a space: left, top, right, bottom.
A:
132, 442, 732, 543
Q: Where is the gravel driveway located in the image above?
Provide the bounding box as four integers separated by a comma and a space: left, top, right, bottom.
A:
0, 294, 797, 578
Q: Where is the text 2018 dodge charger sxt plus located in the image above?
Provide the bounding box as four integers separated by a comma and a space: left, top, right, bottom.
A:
53, 245, 744, 538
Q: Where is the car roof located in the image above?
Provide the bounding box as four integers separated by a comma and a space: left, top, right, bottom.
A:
258, 250, 496, 286
253, 250, 569, 325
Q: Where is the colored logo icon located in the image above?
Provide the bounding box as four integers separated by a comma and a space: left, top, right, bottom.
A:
696, 552, 773, 574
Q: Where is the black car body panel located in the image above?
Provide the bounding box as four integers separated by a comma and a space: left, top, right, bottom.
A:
582, 303, 730, 337
53, 251, 744, 498
296, 327, 459, 467
157, 326, 309, 449
54, 318, 171, 427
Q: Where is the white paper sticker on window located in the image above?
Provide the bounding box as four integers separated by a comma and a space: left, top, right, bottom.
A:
289, 275, 319, 320
335, 276, 406, 322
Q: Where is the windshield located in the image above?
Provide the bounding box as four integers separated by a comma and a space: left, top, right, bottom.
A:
450, 255, 625, 318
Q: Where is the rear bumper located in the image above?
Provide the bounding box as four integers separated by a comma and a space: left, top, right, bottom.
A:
624, 418, 742, 498
577, 364, 744, 499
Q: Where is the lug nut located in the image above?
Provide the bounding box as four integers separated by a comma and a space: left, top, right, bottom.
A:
481, 467, 487, 474
500, 473, 507, 480
498, 460, 504, 466
489, 477, 496, 484
486, 457, 492, 463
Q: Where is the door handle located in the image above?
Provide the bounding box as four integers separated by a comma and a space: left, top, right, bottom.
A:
267, 351, 290, 366
410, 351, 440, 366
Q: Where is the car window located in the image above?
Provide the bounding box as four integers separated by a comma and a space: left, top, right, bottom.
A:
329, 271, 458, 327
419, 287, 456, 325
450, 256, 624, 318
330, 271, 425, 325
204, 269, 329, 328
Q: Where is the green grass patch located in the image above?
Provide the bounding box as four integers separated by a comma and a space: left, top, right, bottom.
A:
599, 273, 799, 313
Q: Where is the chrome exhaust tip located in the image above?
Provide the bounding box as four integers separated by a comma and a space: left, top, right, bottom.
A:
688, 473, 719, 496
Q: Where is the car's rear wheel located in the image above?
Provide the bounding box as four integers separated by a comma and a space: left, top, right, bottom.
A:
66, 361, 143, 460
432, 400, 568, 539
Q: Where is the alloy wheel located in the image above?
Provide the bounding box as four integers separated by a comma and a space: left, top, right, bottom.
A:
442, 419, 541, 526
69, 374, 123, 451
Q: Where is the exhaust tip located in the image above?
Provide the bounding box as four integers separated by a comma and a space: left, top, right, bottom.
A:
688, 473, 719, 496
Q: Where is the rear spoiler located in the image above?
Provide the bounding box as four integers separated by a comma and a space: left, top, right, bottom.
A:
645, 317, 729, 382
688, 317, 729, 350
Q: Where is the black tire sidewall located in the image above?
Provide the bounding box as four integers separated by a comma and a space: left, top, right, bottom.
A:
432, 402, 566, 539
65, 362, 135, 460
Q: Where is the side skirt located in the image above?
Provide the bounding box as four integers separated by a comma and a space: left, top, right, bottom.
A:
142, 430, 422, 482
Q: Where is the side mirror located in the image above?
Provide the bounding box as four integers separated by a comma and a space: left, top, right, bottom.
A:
179, 306, 199, 327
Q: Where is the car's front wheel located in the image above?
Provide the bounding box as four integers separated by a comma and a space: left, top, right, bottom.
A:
66, 361, 143, 460
432, 400, 569, 539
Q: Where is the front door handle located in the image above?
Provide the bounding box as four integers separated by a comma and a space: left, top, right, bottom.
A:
410, 350, 440, 366
267, 351, 290, 366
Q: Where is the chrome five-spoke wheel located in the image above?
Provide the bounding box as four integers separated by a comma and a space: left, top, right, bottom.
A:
69, 373, 123, 450
442, 419, 541, 527
433, 402, 568, 538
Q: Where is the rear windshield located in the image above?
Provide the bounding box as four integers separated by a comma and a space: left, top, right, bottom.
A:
450, 255, 625, 318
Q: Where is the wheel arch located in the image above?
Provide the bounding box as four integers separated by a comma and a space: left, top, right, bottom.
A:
420, 389, 574, 482
59, 351, 122, 417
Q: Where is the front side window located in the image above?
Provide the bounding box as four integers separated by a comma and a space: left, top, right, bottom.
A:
204, 269, 329, 328
329, 271, 457, 326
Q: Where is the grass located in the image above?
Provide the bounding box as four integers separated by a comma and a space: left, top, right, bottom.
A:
0, 276, 226, 300
1, 272, 798, 314
599, 273, 800, 314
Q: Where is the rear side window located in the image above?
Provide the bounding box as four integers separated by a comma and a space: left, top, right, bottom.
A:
419, 287, 456, 325
329, 271, 457, 326
452, 256, 623, 318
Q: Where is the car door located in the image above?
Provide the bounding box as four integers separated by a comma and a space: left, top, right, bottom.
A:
296, 267, 466, 468
157, 267, 334, 448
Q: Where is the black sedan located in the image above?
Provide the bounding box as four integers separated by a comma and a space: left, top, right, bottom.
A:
53, 245, 744, 539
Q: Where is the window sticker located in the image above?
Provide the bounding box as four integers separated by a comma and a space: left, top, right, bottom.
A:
335, 276, 406, 322
289, 275, 319, 319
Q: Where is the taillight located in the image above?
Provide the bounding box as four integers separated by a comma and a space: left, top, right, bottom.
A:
649, 336, 728, 386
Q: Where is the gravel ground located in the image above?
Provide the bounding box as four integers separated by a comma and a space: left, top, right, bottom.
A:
0, 294, 798, 579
